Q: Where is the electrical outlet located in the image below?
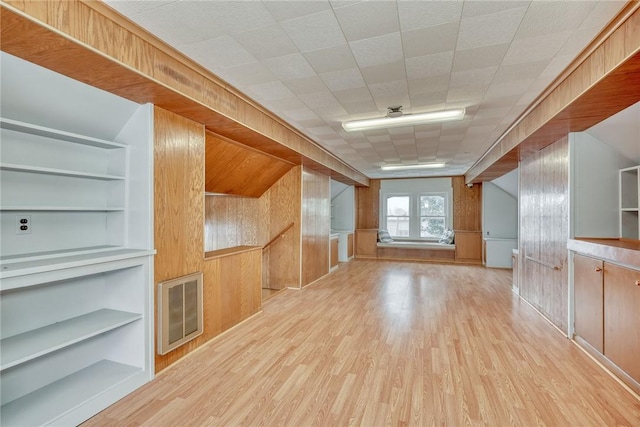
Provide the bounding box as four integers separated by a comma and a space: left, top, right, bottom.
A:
16, 215, 31, 235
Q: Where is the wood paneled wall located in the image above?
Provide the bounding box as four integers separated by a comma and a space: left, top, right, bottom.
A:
520, 136, 570, 333
452, 177, 482, 232
154, 107, 261, 372
259, 166, 302, 289
0, 1, 368, 186
301, 167, 331, 287
355, 179, 380, 229
205, 133, 293, 197
204, 195, 259, 252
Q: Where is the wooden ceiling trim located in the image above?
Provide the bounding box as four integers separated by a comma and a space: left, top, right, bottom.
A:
0, 0, 369, 187
466, 5, 640, 183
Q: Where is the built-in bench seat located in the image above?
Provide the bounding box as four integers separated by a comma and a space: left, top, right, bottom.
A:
375, 240, 456, 262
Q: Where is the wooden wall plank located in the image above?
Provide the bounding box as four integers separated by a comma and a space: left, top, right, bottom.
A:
519, 136, 570, 332
301, 167, 331, 287
204, 196, 260, 252
204, 132, 293, 198
153, 106, 206, 371
452, 177, 482, 232
355, 179, 380, 230
259, 166, 302, 290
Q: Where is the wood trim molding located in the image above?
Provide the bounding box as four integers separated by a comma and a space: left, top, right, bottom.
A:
0, 0, 368, 187
466, 2, 640, 183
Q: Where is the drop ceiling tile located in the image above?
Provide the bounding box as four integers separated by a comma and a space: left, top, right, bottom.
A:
266, 97, 308, 111
299, 90, 342, 109
405, 51, 454, 80
303, 44, 357, 74
319, 68, 366, 91
450, 66, 496, 88
457, 7, 528, 50
333, 86, 373, 104
452, 43, 509, 72
580, 1, 626, 29
233, 25, 299, 60
281, 10, 347, 52
398, 1, 463, 31
282, 107, 320, 122
514, 1, 595, 40
493, 60, 549, 84
461, 1, 530, 19
181, 36, 256, 70
503, 30, 573, 65
334, 1, 400, 42
283, 75, 329, 95
408, 75, 450, 96
388, 126, 414, 136
409, 91, 448, 108
264, 1, 331, 22
368, 134, 392, 143
360, 60, 407, 85
341, 99, 379, 115
309, 126, 338, 136
213, 62, 277, 87
105, 0, 176, 16
402, 22, 459, 58
416, 129, 441, 139
264, 53, 316, 81
446, 85, 488, 104
349, 32, 403, 68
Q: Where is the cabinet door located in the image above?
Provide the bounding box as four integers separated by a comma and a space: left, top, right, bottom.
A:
604, 263, 640, 383
347, 233, 354, 258
573, 254, 604, 352
355, 229, 377, 257
330, 238, 339, 268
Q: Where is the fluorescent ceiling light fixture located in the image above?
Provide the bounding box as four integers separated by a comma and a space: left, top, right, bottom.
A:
342, 108, 465, 132
381, 163, 446, 171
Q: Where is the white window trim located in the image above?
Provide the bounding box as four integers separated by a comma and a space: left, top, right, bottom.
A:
380, 189, 453, 241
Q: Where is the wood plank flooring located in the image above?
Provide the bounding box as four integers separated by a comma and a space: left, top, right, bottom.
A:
85, 260, 640, 426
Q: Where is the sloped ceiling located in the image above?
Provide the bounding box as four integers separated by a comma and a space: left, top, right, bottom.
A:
585, 101, 640, 163
107, 1, 627, 180
204, 132, 293, 197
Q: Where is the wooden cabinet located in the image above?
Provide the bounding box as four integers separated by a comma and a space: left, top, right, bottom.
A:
604, 263, 640, 383
573, 254, 604, 352
355, 229, 377, 258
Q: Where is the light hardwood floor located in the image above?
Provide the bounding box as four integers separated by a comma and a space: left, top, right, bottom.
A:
85, 260, 640, 426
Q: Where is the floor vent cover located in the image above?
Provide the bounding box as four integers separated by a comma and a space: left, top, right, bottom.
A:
158, 272, 203, 355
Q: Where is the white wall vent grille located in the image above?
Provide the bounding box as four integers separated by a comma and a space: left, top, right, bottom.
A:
158, 272, 203, 355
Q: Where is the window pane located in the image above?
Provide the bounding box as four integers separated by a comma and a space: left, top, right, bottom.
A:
387, 217, 410, 237
420, 195, 445, 216
387, 196, 410, 216
420, 217, 445, 238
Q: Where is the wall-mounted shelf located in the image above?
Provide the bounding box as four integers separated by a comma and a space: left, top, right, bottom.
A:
0, 52, 154, 427
620, 166, 640, 239
1, 309, 141, 371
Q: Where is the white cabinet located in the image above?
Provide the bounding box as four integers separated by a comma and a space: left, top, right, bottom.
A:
620, 165, 639, 239
0, 53, 154, 426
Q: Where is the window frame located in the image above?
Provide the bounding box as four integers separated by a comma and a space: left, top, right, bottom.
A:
381, 190, 452, 241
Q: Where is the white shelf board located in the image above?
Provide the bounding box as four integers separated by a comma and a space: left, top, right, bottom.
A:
0, 163, 125, 180
0, 248, 155, 283
0, 360, 141, 427
621, 208, 639, 212
0, 206, 124, 211
0, 309, 141, 371
0, 117, 126, 149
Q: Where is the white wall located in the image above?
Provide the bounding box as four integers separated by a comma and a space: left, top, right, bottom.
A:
570, 132, 636, 238
331, 185, 354, 231
483, 182, 517, 239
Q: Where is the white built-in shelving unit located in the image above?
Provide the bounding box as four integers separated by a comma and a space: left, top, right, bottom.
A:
620, 165, 640, 239
0, 52, 154, 426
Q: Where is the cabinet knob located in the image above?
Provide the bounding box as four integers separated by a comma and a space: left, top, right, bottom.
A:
594, 267, 602, 272
636, 280, 640, 286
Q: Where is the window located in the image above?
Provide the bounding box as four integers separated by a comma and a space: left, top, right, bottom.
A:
386, 195, 410, 237
383, 192, 450, 240
420, 195, 446, 238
